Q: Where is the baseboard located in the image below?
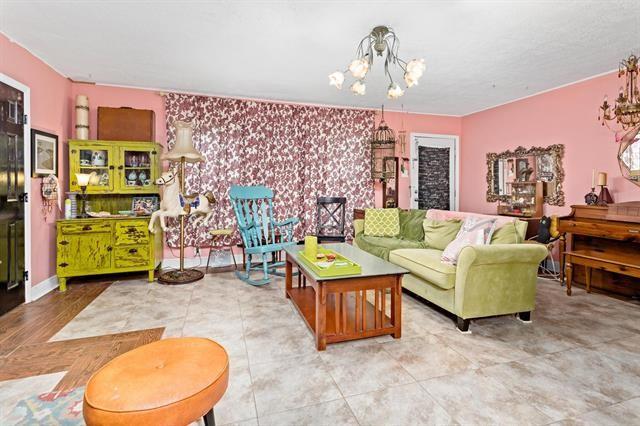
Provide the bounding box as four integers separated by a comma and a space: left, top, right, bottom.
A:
30, 275, 59, 302
161, 252, 235, 270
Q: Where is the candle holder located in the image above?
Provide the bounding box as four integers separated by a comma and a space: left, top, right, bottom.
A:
584, 187, 598, 205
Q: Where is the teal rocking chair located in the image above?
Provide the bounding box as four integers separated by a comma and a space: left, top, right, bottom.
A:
229, 185, 299, 285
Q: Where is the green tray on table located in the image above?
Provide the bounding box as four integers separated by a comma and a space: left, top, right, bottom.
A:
296, 246, 362, 277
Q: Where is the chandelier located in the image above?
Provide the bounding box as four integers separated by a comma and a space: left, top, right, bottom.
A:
329, 25, 425, 99
598, 54, 640, 132
370, 106, 397, 181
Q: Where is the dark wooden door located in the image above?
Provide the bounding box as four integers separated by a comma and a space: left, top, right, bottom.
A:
0, 81, 26, 315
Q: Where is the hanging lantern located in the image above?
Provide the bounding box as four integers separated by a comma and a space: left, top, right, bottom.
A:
371, 106, 396, 182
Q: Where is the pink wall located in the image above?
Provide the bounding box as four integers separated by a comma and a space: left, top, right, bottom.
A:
0, 34, 72, 287
373, 111, 462, 208
461, 72, 640, 216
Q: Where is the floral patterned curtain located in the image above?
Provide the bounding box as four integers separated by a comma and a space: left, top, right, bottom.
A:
163, 93, 375, 248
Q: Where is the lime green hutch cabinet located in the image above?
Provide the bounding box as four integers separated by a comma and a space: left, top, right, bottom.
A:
69, 140, 161, 194
57, 140, 163, 291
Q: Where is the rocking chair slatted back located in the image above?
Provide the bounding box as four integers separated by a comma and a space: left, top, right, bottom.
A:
230, 186, 275, 249
229, 185, 300, 286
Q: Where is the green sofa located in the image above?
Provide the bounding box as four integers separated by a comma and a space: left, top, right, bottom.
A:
354, 209, 548, 332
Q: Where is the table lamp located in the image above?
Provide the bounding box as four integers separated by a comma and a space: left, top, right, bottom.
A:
75, 172, 96, 218
596, 172, 614, 205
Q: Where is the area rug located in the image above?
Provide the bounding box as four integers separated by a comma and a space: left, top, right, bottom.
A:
6, 387, 85, 425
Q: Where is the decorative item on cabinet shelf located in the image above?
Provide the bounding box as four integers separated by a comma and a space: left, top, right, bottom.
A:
75, 95, 89, 140
97, 106, 155, 142
132, 196, 159, 216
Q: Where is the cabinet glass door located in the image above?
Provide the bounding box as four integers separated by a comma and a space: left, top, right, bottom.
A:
119, 147, 156, 192
72, 145, 114, 192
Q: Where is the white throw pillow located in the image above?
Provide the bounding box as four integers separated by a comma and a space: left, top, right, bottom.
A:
441, 216, 497, 265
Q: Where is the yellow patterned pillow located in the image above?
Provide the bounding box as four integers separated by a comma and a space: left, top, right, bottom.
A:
364, 208, 400, 237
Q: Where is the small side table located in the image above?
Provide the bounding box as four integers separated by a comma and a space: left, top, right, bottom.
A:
206, 228, 237, 272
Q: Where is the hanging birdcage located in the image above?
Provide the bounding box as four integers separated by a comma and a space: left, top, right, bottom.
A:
371, 106, 396, 182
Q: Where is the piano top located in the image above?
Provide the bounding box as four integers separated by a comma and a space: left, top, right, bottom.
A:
564, 202, 640, 224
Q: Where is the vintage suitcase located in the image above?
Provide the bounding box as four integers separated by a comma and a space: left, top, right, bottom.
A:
97, 107, 155, 141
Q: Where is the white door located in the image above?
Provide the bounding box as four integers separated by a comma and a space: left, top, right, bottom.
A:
410, 134, 459, 211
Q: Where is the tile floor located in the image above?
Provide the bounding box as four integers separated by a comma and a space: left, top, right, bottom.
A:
3, 273, 640, 425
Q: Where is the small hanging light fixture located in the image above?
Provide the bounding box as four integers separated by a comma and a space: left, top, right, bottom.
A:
371, 106, 397, 182
398, 104, 408, 175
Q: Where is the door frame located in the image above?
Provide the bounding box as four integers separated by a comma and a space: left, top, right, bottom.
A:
409, 132, 460, 211
0, 73, 32, 302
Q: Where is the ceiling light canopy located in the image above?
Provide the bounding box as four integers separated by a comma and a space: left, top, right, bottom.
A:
329, 25, 425, 99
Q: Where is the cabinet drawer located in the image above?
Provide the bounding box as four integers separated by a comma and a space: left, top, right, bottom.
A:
114, 246, 150, 268
60, 222, 111, 234
114, 221, 150, 246
560, 220, 640, 242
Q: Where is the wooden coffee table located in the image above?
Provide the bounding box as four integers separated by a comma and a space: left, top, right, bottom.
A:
284, 243, 408, 350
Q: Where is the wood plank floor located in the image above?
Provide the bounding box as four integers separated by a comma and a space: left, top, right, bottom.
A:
0, 281, 164, 391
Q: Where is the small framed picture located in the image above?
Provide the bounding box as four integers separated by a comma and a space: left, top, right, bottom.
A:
31, 129, 58, 177
132, 196, 159, 216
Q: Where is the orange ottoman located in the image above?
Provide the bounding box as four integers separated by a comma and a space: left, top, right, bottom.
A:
83, 337, 229, 426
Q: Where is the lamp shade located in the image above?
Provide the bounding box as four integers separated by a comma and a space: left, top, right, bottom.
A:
162, 121, 204, 163
76, 172, 97, 187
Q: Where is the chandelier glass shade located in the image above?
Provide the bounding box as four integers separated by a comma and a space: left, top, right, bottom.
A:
599, 54, 640, 132
371, 106, 397, 181
329, 25, 425, 99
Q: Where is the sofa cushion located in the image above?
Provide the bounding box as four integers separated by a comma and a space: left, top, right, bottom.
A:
490, 221, 523, 244
399, 209, 427, 241
441, 216, 497, 265
364, 208, 400, 237
422, 219, 462, 250
355, 234, 425, 260
389, 248, 456, 290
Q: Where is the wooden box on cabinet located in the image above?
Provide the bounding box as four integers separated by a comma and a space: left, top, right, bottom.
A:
56, 217, 162, 291
97, 107, 155, 142
69, 140, 161, 194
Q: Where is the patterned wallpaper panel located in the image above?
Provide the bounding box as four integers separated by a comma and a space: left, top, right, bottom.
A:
163, 93, 375, 248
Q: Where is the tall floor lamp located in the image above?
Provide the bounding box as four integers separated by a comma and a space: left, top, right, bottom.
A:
157, 121, 206, 285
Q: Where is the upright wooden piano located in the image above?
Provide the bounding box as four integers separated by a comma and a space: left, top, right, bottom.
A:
559, 202, 640, 297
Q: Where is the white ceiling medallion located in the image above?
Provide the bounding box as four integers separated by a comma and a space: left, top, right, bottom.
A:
329, 25, 425, 99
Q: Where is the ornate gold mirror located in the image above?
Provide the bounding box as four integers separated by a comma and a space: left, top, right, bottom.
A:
619, 134, 640, 186
486, 144, 565, 206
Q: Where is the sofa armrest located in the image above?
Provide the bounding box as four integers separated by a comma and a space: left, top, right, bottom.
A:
454, 244, 548, 319
353, 219, 365, 237
457, 244, 548, 268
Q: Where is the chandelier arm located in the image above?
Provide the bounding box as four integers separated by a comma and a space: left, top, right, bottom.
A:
384, 39, 397, 65
356, 34, 372, 59
389, 32, 400, 61
384, 51, 394, 85
355, 37, 365, 58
